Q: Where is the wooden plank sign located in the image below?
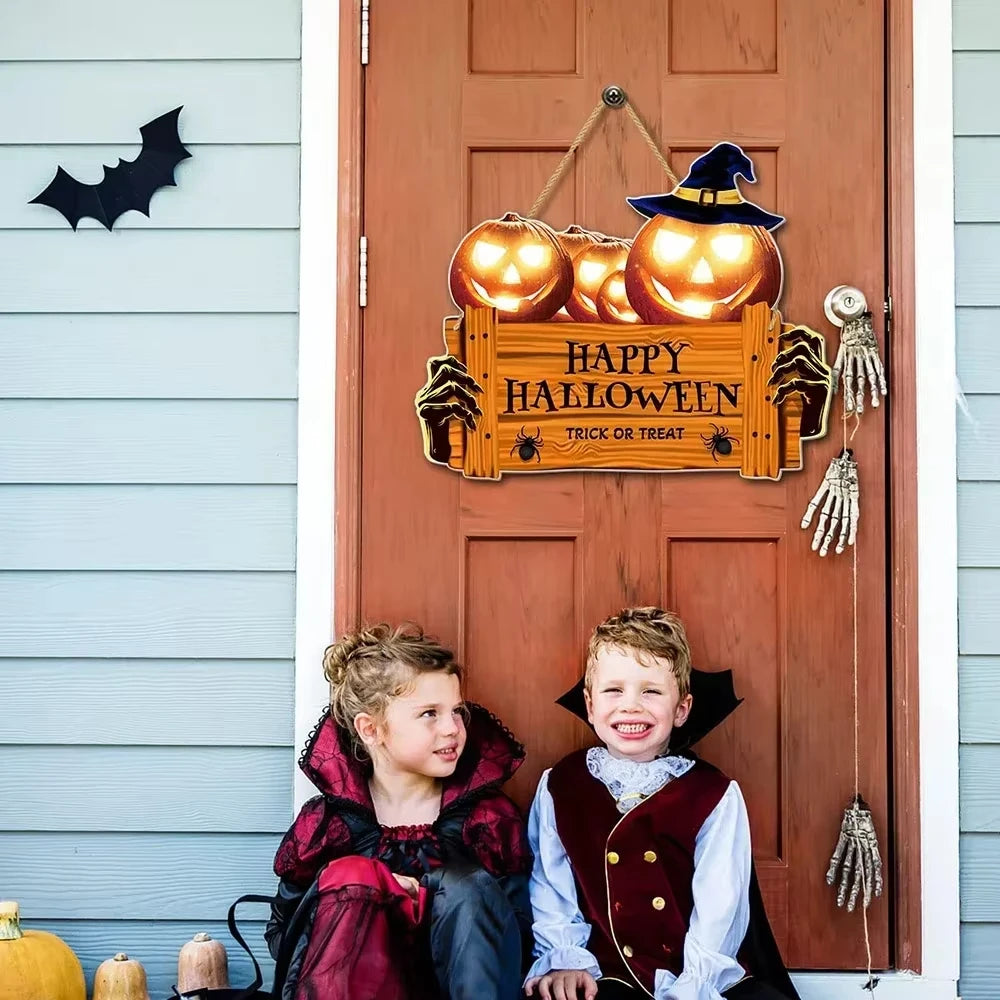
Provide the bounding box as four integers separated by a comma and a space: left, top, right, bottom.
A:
429, 302, 822, 481
415, 144, 834, 482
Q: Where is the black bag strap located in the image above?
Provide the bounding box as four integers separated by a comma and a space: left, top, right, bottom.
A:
168, 894, 274, 1000
270, 878, 321, 999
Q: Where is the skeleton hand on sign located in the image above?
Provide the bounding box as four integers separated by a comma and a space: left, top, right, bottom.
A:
415, 355, 483, 465
825, 286, 888, 415
801, 449, 860, 556
767, 326, 833, 439
826, 794, 884, 912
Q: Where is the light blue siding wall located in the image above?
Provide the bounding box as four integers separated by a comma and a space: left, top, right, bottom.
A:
0, 1, 300, 994
955, 2, 1000, 997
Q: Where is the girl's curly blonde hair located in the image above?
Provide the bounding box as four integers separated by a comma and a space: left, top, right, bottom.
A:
323, 622, 462, 757
585, 606, 693, 696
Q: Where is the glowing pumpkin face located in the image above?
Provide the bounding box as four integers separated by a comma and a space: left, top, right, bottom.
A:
449, 212, 573, 322
624, 216, 783, 324
567, 236, 631, 322
551, 226, 603, 320
596, 269, 640, 324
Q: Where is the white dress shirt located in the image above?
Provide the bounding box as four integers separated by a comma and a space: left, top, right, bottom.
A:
525, 754, 752, 1000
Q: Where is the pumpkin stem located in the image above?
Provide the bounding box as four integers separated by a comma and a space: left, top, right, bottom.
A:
193, 933, 212, 942
500, 212, 523, 222
0, 901, 23, 941
113, 953, 129, 961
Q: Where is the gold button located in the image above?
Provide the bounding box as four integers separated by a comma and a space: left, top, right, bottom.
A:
652, 896, 666, 910
643, 850, 657, 863
607, 851, 620, 865
623, 945, 634, 958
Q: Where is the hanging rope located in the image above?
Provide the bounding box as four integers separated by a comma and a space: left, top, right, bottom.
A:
527, 92, 679, 219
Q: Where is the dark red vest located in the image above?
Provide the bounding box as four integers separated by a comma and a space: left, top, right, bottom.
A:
548, 751, 732, 996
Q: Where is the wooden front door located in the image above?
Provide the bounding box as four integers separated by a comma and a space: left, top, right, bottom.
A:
354, 0, 888, 970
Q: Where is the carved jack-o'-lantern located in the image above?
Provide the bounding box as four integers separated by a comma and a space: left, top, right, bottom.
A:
596, 269, 640, 324
552, 226, 603, 321
567, 236, 632, 322
449, 212, 573, 322
624, 217, 782, 324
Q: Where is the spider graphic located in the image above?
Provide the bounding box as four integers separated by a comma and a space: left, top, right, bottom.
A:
511, 426, 543, 462
701, 423, 739, 462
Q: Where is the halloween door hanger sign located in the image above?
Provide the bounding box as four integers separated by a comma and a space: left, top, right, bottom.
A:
415, 142, 834, 482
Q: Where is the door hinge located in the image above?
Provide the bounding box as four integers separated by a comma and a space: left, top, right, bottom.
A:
883, 293, 893, 335
359, 235, 368, 307
361, 0, 370, 65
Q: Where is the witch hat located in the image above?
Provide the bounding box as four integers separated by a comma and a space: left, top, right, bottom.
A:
627, 142, 784, 231
556, 667, 743, 753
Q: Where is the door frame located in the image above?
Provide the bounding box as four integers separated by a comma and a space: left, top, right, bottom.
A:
295, 0, 959, 994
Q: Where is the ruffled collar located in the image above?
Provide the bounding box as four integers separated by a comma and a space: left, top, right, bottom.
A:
586, 746, 694, 813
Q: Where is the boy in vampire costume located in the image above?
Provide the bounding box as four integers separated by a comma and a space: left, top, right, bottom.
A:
524, 608, 799, 1000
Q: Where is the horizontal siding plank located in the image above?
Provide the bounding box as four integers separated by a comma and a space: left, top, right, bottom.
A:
956, 140, 1000, 221
956, 225, 1000, 306
954, 0, 1000, 50
0, 0, 300, 60
961, 570, 1000, 655
0, 571, 294, 658
957, 309, 1000, 392
961, 746, 1000, 832
7, 145, 299, 229
955, 54, 1000, 136
961, 833, 1000, 920
0, 232, 298, 313
959, 483, 1000, 565
961, 923, 1000, 1000
36, 920, 273, 1000
0, 400, 296, 483
0, 747, 292, 832
0, 315, 298, 398
958, 396, 1000, 480
0, 659, 294, 745
0, 832, 281, 920
0, 62, 299, 144
0, 485, 296, 569
961, 657, 1000, 742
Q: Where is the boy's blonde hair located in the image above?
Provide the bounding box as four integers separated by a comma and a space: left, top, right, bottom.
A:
323, 622, 462, 757
585, 607, 693, 697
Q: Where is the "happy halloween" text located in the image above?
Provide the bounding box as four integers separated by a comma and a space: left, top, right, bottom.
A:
502, 339, 742, 416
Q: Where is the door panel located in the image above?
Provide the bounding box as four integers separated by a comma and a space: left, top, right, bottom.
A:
361, 0, 888, 969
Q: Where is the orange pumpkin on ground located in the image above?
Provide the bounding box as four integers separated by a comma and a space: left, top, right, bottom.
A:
93, 953, 150, 1000
449, 212, 573, 321
0, 902, 86, 1000
177, 932, 230, 993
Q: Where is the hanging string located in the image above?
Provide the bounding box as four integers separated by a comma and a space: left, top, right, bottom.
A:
624, 102, 679, 187
843, 408, 875, 988
528, 97, 679, 219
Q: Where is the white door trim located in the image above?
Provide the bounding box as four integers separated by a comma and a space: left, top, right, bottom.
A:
293, 0, 961, 994
294, 0, 340, 809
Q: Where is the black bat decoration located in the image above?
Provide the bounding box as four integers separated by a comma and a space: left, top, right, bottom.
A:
30, 106, 192, 230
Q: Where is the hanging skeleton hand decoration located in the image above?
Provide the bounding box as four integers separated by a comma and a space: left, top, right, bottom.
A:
826, 794, 884, 912
801, 449, 860, 556
415, 355, 483, 465
824, 285, 888, 415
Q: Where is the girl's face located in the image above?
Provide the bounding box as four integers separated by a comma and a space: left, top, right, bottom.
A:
584, 645, 692, 762
367, 670, 468, 779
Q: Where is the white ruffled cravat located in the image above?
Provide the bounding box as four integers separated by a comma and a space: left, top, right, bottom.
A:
586, 746, 694, 813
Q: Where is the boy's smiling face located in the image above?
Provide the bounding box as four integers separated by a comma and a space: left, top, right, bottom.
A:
584, 644, 692, 762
